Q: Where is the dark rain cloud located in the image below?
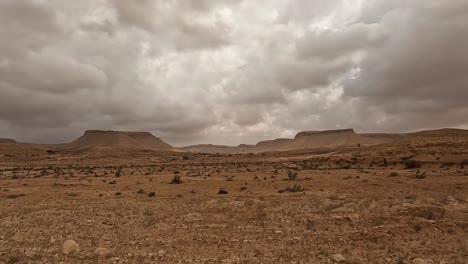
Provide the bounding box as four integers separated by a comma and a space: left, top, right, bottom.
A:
0, 0, 467, 146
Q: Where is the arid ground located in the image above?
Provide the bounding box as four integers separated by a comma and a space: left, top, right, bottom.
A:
0, 130, 467, 263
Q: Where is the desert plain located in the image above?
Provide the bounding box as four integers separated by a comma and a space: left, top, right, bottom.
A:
0, 129, 467, 263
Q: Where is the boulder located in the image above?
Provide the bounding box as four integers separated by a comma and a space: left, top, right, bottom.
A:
62, 240, 79, 255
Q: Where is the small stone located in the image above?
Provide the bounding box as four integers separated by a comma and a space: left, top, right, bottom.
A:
62, 240, 80, 255
218, 189, 228, 195
331, 254, 346, 263
158, 250, 166, 257
94, 247, 110, 257
49, 236, 56, 244
347, 213, 362, 222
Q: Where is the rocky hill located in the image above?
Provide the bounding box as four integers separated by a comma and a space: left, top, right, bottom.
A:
0, 138, 16, 144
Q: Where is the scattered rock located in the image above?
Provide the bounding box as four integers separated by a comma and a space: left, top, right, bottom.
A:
218, 189, 228, 195
347, 213, 362, 222
413, 258, 435, 264
148, 192, 156, 197
94, 247, 110, 257
49, 236, 56, 244
331, 254, 345, 263
403, 207, 445, 220
62, 240, 80, 255
158, 250, 166, 257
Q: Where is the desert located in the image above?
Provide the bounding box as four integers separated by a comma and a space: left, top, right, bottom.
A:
1, 0, 468, 263
0, 128, 467, 263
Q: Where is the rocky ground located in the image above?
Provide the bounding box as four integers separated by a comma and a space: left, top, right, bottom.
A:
0, 146, 467, 263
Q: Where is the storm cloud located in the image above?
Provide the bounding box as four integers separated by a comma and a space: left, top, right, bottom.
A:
0, 0, 467, 146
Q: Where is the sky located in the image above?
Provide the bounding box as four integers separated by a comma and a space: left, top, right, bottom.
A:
1, 0, 468, 146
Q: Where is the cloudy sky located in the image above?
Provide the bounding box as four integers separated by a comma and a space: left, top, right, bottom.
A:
1, 0, 467, 146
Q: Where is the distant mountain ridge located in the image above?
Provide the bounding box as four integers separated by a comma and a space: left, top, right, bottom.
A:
0, 138, 16, 144
182, 129, 405, 153
5, 128, 467, 153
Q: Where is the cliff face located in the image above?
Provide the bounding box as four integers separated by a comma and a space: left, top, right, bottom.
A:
64, 130, 173, 150
294, 129, 356, 139
290, 129, 402, 150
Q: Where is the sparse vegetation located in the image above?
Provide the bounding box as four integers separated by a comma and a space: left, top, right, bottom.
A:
404, 159, 422, 169
461, 159, 468, 169
357, 167, 370, 173
287, 170, 298, 180
279, 184, 305, 193
170, 174, 183, 184
413, 223, 422, 232
6, 193, 25, 199
415, 170, 427, 179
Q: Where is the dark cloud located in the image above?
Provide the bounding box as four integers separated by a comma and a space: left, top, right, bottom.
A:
0, 0, 467, 145
111, 0, 235, 51
344, 0, 468, 131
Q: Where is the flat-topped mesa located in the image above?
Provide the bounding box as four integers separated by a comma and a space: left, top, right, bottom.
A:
83, 130, 166, 140
294, 129, 356, 139
84, 130, 152, 136
0, 138, 16, 144
66, 130, 173, 150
